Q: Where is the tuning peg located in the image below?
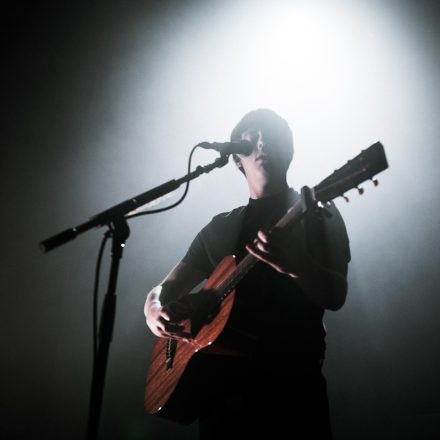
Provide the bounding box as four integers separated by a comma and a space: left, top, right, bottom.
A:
371, 178, 379, 187
342, 194, 350, 203
357, 186, 364, 195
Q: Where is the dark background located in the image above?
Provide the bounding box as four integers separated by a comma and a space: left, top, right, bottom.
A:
2, 1, 440, 439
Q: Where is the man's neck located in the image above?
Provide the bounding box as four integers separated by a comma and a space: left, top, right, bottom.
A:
247, 176, 288, 200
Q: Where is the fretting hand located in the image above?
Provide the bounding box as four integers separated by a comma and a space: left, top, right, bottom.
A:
245, 226, 309, 279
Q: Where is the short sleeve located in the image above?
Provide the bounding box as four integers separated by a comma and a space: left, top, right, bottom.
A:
180, 206, 246, 279
181, 230, 214, 278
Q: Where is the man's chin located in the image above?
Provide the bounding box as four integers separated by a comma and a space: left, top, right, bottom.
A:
261, 161, 284, 174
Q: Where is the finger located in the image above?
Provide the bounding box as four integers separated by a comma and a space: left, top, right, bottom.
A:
253, 237, 285, 256
252, 235, 274, 254
255, 239, 270, 254
159, 316, 178, 326
246, 243, 280, 267
160, 310, 171, 321
257, 229, 286, 247
257, 229, 269, 243
248, 243, 290, 274
262, 228, 290, 246
154, 328, 168, 338
155, 322, 166, 333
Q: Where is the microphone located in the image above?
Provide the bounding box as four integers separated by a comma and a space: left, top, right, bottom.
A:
197, 140, 253, 156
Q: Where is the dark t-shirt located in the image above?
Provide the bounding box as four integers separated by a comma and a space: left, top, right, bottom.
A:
182, 187, 350, 361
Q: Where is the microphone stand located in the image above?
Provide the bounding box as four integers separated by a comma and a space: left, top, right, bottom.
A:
39, 154, 229, 440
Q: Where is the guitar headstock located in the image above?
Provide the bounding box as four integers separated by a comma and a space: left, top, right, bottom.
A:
314, 141, 388, 203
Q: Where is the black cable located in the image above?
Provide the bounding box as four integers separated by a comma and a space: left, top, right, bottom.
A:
92, 145, 199, 357
92, 145, 211, 356
93, 230, 111, 359
93, 145, 199, 357
124, 145, 199, 220
87, 145, 213, 438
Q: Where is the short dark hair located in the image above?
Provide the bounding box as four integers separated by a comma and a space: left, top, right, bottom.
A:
230, 109, 294, 174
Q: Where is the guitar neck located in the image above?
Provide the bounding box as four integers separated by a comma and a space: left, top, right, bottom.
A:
214, 141, 389, 300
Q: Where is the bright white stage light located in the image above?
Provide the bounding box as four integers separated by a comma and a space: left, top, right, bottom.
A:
114, 0, 435, 228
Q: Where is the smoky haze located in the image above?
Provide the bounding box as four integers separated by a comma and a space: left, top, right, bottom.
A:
2, 1, 440, 439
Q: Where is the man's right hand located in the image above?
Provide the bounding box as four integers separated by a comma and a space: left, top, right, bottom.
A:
145, 292, 193, 341
144, 262, 208, 341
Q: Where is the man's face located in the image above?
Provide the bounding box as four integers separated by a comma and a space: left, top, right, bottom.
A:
236, 127, 290, 178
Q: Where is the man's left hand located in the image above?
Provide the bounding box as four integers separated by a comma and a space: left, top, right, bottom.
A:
245, 227, 308, 279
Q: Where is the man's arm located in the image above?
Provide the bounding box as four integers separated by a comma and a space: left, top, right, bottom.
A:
245, 226, 349, 311
144, 262, 207, 339
289, 249, 348, 311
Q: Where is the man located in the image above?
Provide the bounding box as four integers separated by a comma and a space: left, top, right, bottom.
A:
145, 109, 350, 439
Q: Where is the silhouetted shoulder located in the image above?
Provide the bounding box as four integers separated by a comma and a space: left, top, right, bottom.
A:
181, 205, 247, 277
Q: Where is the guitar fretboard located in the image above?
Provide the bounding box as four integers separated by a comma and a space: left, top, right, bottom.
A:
213, 141, 388, 302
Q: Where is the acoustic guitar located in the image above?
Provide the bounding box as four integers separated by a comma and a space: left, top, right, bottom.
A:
145, 141, 388, 421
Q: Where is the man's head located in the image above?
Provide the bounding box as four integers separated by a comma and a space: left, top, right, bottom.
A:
230, 109, 294, 179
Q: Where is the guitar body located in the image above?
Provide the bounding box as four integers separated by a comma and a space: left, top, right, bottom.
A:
144, 255, 237, 419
